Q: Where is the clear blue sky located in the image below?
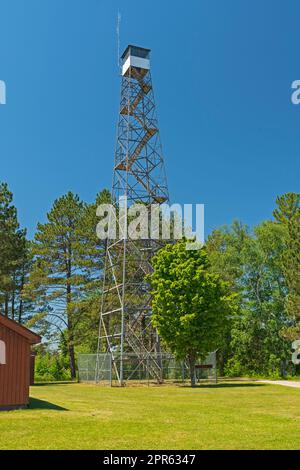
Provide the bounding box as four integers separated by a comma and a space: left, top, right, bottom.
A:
0, 0, 299, 238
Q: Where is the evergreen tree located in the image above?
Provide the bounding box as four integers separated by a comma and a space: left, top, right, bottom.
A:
0, 182, 29, 321
25, 192, 87, 378
25, 190, 111, 377
72, 189, 111, 352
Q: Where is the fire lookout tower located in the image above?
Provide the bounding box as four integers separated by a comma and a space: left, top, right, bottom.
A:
96, 45, 169, 385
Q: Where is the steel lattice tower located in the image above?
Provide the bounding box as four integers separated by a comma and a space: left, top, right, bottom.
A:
96, 45, 169, 386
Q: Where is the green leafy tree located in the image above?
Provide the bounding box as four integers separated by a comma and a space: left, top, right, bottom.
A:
207, 220, 290, 377
35, 351, 71, 382
148, 240, 237, 386
274, 192, 300, 340
206, 221, 249, 374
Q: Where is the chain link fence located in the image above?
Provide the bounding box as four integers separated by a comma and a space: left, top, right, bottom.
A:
78, 352, 217, 385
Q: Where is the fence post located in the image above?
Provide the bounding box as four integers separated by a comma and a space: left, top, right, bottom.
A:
110, 353, 112, 386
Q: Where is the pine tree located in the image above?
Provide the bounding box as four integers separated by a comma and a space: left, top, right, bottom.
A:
0, 182, 29, 320
74, 189, 111, 351
25, 192, 87, 378
25, 190, 111, 377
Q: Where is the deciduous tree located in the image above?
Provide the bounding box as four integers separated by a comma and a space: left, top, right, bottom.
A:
148, 240, 237, 386
274, 192, 300, 340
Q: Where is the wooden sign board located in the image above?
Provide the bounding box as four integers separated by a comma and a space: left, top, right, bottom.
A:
195, 364, 213, 369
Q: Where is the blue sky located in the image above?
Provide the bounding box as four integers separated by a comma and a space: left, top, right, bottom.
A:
0, 0, 299, 238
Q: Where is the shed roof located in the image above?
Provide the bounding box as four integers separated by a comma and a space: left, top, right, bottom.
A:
0, 314, 41, 344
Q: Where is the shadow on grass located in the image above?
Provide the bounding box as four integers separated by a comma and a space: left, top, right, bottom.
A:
183, 383, 266, 389
28, 397, 68, 411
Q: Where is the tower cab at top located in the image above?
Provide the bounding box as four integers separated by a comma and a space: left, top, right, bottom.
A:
121, 45, 150, 77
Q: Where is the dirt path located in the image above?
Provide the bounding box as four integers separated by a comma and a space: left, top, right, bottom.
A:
259, 380, 300, 388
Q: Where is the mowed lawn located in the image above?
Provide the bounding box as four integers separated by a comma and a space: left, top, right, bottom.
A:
1, 382, 300, 450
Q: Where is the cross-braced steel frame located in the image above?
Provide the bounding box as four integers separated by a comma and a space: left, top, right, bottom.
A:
96, 52, 169, 386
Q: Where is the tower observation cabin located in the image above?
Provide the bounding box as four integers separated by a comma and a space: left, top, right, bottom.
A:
121, 45, 150, 77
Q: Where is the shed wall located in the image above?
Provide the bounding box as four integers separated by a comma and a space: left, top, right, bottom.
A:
0, 325, 30, 407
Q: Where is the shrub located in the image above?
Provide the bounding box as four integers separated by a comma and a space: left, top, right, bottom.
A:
35, 353, 72, 382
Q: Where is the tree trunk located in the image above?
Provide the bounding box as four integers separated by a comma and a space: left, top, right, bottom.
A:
66, 253, 76, 380
18, 298, 23, 323
67, 298, 76, 379
280, 360, 287, 378
68, 335, 76, 380
11, 290, 15, 321
155, 331, 163, 384
218, 350, 225, 377
18, 272, 25, 323
188, 353, 196, 387
4, 294, 9, 317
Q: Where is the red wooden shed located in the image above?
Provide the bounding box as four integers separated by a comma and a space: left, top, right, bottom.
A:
0, 314, 41, 410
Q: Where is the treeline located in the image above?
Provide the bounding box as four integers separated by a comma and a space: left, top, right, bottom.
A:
0, 182, 299, 379
0, 184, 111, 379
207, 192, 300, 377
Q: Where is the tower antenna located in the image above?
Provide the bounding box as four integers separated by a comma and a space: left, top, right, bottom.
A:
116, 11, 121, 72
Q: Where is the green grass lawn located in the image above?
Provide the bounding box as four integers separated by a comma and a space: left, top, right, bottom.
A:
0, 381, 300, 450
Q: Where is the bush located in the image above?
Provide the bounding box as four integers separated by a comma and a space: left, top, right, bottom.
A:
35, 353, 72, 382
223, 358, 244, 377
223, 354, 295, 379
